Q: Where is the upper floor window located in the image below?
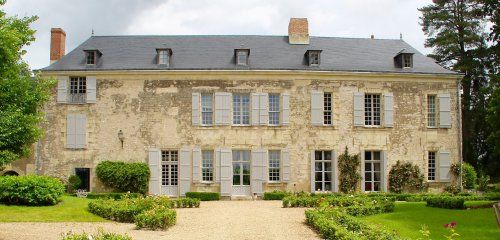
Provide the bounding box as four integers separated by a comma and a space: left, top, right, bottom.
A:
69, 77, 86, 103
269, 94, 280, 125
403, 54, 413, 68
324, 93, 332, 125
235, 49, 249, 66
233, 94, 250, 125
86, 51, 95, 65
427, 95, 437, 127
157, 48, 172, 66
364, 94, 381, 126
394, 50, 414, 68
201, 94, 213, 125
307, 50, 321, 66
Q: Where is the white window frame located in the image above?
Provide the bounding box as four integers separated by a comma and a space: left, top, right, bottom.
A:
403, 54, 413, 68
268, 150, 280, 182
201, 93, 213, 126
201, 150, 214, 183
323, 92, 332, 125
268, 93, 280, 125
69, 77, 87, 103
86, 51, 96, 65
233, 94, 250, 125
161, 150, 178, 186
364, 94, 381, 126
158, 50, 170, 65
427, 95, 437, 128
314, 150, 333, 192
428, 151, 436, 181
236, 50, 249, 66
232, 150, 251, 186
364, 151, 382, 192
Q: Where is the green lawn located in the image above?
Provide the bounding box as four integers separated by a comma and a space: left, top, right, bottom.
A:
360, 202, 500, 240
0, 195, 106, 222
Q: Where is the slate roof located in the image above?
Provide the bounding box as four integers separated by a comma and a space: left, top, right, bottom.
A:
42, 35, 456, 75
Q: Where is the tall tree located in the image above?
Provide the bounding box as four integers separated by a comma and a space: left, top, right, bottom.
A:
0, 0, 54, 168
419, 0, 497, 177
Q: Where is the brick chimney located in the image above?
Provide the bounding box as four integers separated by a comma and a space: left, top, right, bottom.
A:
288, 18, 309, 45
50, 28, 66, 64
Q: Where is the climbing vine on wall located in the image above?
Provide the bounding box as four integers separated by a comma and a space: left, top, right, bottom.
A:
338, 147, 362, 193
388, 161, 425, 193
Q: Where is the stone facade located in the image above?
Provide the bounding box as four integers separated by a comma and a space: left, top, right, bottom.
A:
13, 70, 461, 196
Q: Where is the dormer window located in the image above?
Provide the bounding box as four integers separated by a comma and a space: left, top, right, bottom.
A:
83, 49, 101, 65
394, 49, 414, 68
157, 48, 172, 66
235, 49, 249, 66
306, 50, 322, 66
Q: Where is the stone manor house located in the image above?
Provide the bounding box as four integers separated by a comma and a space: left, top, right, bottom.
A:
5, 18, 462, 198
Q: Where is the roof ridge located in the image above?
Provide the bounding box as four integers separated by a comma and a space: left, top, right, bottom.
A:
89, 34, 402, 41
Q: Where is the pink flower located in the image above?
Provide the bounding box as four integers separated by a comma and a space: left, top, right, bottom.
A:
444, 223, 450, 228
450, 222, 457, 228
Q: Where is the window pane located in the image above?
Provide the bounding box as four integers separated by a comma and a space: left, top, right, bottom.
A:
315, 162, 323, 171
365, 162, 372, 171
325, 182, 332, 191
373, 151, 381, 160
315, 172, 323, 181
315, 151, 322, 160
269, 94, 280, 125
324, 172, 331, 181
315, 182, 322, 191
324, 162, 331, 171
364, 151, 372, 161
324, 151, 332, 160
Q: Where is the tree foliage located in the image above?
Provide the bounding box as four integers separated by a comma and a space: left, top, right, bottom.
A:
0, 0, 54, 168
420, 0, 499, 179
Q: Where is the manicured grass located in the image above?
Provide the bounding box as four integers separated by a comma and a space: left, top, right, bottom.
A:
465, 200, 496, 208
0, 195, 107, 222
360, 202, 500, 240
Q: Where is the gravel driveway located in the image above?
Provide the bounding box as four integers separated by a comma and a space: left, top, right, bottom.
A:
0, 200, 320, 240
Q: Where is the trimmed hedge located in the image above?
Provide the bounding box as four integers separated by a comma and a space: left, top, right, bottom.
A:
0, 175, 65, 206
61, 229, 132, 240
305, 209, 400, 240
426, 196, 465, 209
85, 192, 142, 200
135, 207, 177, 230
95, 161, 150, 194
185, 192, 220, 201
263, 191, 290, 200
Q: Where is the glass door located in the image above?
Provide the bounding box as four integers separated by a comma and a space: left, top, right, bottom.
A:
232, 150, 251, 196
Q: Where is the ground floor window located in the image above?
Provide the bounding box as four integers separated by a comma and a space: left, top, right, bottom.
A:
428, 151, 436, 181
364, 151, 381, 192
314, 150, 332, 191
268, 150, 280, 182
202, 150, 214, 182
162, 150, 178, 186
232, 150, 250, 186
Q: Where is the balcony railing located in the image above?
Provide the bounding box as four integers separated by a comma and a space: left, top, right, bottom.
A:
68, 93, 86, 103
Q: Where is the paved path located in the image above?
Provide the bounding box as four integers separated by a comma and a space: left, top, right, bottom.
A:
0, 200, 320, 240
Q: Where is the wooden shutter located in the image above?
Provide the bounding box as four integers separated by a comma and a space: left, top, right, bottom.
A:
57, 76, 68, 103
219, 148, 232, 196
192, 93, 200, 126
86, 76, 97, 103
282, 149, 291, 182
66, 115, 76, 148
282, 93, 290, 126
384, 93, 394, 127
215, 148, 221, 182
259, 93, 269, 125
332, 150, 338, 192
311, 90, 323, 125
251, 149, 267, 195
148, 149, 161, 195
179, 148, 191, 196
192, 148, 201, 183
439, 151, 451, 182
251, 93, 260, 125
353, 92, 364, 126
439, 93, 451, 128
381, 151, 388, 192
310, 150, 316, 193
360, 151, 365, 192
215, 92, 231, 125
75, 114, 86, 148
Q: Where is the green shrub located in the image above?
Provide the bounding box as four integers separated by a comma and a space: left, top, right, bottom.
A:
426, 196, 465, 209
61, 229, 132, 240
66, 175, 82, 193
388, 161, 425, 193
95, 161, 150, 194
444, 184, 461, 194
171, 198, 201, 208
0, 175, 65, 206
185, 192, 220, 201
477, 174, 490, 191
451, 163, 477, 189
135, 207, 176, 230
305, 208, 400, 240
338, 147, 362, 193
263, 190, 290, 200
85, 192, 142, 200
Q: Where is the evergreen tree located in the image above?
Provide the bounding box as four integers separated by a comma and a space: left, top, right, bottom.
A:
0, 0, 54, 168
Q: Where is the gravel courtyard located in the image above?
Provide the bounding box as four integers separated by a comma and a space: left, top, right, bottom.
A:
0, 200, 320, 240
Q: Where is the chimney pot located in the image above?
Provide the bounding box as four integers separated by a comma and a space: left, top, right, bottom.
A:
50, 28, 66, 64
288, 18, 309, 45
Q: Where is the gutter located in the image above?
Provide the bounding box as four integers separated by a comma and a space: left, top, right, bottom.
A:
457, 76, 463, 190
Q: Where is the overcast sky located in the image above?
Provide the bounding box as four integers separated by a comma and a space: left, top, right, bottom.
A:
4, 0, 434, 70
